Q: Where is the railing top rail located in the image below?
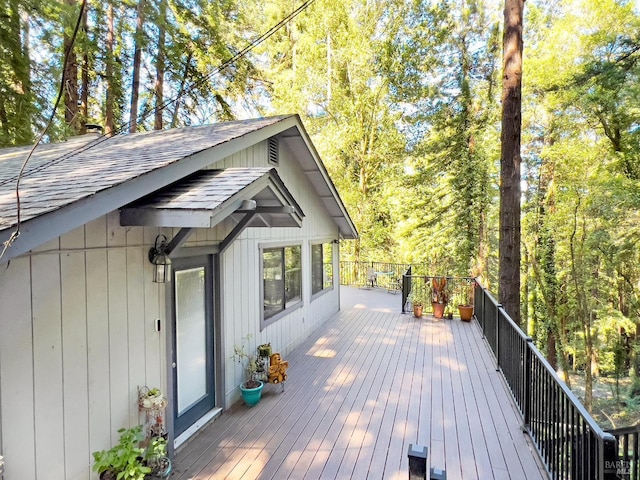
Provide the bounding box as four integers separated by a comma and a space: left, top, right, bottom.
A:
402, 274, 475, 281
476, 286, 533, 342
606, 424, 640, 436
476, 279, 615, 442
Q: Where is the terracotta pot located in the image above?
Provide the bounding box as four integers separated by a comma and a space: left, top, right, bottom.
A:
413, 305, 423, 318
432, 302, 445, 319
458, 305, 474, 322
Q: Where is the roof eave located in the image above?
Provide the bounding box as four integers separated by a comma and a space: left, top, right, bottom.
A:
0, 117, 300, 264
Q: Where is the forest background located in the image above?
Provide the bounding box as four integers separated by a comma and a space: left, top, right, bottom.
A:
1, 0, 640, 427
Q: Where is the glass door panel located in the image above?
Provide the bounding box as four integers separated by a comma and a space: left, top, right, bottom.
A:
172, 256, 215, 437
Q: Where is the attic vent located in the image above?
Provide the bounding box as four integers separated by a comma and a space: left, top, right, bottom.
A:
268, 137, 279, 165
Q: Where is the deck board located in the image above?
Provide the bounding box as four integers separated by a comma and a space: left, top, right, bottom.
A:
172, 293, 548, 480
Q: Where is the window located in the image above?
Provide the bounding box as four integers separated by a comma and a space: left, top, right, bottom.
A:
263, 245, 301, 319
311, 242, 333, 295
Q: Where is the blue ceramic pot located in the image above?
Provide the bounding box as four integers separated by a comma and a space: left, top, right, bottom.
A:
240, 381, 264, 406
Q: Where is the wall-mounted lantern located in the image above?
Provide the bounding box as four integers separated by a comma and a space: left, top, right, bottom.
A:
149, 234, 171, 283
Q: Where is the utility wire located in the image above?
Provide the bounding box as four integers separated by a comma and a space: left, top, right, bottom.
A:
0, 0, 87, 261
0, 0, 317, 188
1, 0, 316, 263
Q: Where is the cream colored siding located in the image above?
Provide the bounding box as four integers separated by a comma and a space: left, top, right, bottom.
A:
0, 134, 347, 478
218, 139, 342, 406
0, 215, 168, 480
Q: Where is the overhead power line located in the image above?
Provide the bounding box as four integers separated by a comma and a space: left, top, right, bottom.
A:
1, 0, 317, 261
0, 0, 87, 261
1, 0, 317, 188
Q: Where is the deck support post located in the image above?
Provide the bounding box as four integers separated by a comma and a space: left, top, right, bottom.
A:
408, 444, 427, 480
602, 433, 619, 479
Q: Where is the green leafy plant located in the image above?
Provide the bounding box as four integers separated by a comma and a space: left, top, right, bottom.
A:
92, 425, 151, 480
407, 279, 426, 307
232, 334, 261, 389
145, 436, 170, 476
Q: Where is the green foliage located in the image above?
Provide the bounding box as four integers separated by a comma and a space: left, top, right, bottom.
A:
91, 425, 151, 480
232, 334, 260, 388
4, 0, 640, 421
407, 278, 427, 307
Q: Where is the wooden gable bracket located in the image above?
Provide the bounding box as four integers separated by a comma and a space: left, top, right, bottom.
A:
219, 205, 296, 254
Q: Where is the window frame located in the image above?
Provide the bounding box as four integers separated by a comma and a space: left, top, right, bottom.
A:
311, 240, 335, 299
260, 242, 303, 328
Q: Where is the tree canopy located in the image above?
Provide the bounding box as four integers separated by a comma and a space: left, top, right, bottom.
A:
2, 0, 640, 422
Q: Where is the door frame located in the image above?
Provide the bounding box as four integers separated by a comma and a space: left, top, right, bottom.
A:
165, 253, 223, 452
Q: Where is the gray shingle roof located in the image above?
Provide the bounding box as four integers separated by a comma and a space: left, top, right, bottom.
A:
0, 116, 289, 230
0, 114, 357, 263
140, 168, 274, 210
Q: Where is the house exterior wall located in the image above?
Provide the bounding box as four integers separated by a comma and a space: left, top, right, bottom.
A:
0, 215, 169, 480
0, 136, 345, 479
214, 140, 341, 406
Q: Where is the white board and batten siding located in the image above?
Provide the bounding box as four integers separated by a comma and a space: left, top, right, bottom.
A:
215, 139, 343, 407
0, 133, 349, 479
0, 214, 168, 480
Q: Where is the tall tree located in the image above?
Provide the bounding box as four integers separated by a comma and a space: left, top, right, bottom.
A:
63, 0, 80, 133
129, 0, 146, 132
153, 0, 166, 130
499, 0, 524, 324
0, 0, 36, 146
104, 1, 116, 135
79, 2, 89, 133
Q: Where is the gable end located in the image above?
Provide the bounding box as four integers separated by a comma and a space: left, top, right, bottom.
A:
268, 137, 279, 166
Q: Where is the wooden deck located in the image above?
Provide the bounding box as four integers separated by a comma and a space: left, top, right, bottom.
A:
172, 292, 548, 479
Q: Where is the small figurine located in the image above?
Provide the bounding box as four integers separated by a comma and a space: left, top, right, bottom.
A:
268, 353, 289, 384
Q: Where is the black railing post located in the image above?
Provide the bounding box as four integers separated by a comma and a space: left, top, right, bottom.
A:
481, 288, 486, 337
523, 338, 533, 431
495, 304, 502, 371
408, 444, 428, 480
401, 267, 412, 314
602, 433, 619, 480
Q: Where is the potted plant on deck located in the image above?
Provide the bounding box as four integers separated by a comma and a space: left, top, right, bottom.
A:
408, 277, 428, 318
458, 282, 474, 322
92, 425, 171, 480
232, 335, 264, 407
431, 277, 449, 319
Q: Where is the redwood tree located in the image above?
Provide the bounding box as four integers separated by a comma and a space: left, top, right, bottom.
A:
499, 0, 524, 324
63, 0, 79, 133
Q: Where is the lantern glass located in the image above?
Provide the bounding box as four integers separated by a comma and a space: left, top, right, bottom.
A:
150, 246, 171, 283
153, 261, 170, 283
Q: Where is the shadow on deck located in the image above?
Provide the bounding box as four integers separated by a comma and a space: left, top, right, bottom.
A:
171, 286, 547, 480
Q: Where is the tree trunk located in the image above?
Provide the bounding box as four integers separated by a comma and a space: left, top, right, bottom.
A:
153, 0, 166, 130
17, 4, 33, 145
498, 0, 524, 324
63, 0, 79, 134
129, 0, 146, 133
170, 52, 192, 128
80, 4, 89, 134
105, 2, 115, 136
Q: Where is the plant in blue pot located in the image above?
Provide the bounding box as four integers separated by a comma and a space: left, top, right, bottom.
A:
232, 335, 264, 406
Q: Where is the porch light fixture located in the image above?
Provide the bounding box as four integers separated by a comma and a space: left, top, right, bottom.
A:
149, 234, 171, 283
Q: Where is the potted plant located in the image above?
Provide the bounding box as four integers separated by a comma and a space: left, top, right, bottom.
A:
407, 279, 426, 318
144, 436, 172, 478
444, 305, 454, 320
232, 335, 264, 406
458, 283, 474, 322
140, 387, 164, 409
92, 425, 151, 480
431, 277, 449, 319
